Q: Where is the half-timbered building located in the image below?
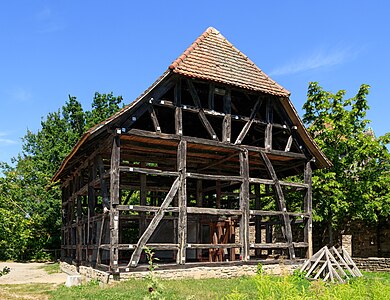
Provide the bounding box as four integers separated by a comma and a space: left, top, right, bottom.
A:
54, 27, 331, 274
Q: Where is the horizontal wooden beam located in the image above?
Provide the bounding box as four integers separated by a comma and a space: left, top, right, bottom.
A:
100, 243, 179, 250
248, 178, 308, 189
151, 100, 290, 130
249, 210, 309, 218
250, 242, 308, 249
187, 207, 242, 216
124, 129, 307, 160
117, 205, 179, 213
187, 172, 243, 182
119, 166, 179, 177
187, 243, 241, 249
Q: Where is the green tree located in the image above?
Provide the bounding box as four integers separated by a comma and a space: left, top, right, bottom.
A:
303, 82, 390, 245
85, 92, 123, 129
0, 92, 124, 260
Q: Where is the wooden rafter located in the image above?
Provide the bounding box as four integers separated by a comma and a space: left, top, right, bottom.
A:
148, 106, 161, 133
235, 97, 263, 145
186, 79, 219, 141
121, 75, 177, 130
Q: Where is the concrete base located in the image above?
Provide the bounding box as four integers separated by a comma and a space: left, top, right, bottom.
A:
65, 275, 82, 287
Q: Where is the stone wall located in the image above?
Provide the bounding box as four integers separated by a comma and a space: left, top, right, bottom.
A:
341, 220, 390, 258
60, 261, 78, 275
354, 257, 390, 272
60, 261, 302, 283
116, 262, 301, 281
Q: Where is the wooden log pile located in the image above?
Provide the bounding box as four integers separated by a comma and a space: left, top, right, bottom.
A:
300, 246, 362, 283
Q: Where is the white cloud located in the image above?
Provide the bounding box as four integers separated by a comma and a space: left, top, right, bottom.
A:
35, 7, 52, 21
269, 46, 359, 76
0, 132, 18, 146
8, 87, 32, 102
35, 6, 65, 34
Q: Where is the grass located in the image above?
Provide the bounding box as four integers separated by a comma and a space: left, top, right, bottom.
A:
0, 271, 389, 300
0, 283, 56, 300
40, 262, 61, 274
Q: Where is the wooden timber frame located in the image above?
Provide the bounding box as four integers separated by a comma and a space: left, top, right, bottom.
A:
56, 28, 331, 274
58, 76, 321, 273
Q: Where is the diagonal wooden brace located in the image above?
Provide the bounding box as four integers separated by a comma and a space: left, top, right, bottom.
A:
128, 176, 181, 267
259, 151, 295, 259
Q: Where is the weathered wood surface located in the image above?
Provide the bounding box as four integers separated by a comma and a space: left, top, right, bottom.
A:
177, 140, 187, 264
128, 176, 181, 267
239, 150, 250, 261
259, 151, 295, 259
304, 160, 313, 257
235, 97, 262, 145
187, 79, 219, 141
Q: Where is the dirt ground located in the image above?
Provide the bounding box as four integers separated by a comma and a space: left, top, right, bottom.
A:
0, 262, 67, 284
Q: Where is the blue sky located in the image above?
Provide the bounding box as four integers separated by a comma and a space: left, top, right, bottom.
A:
1, 0, 389, 164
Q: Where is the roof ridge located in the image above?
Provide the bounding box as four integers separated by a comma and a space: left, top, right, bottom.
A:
168, 27, 290, 96
217, 31, 289, 95
169, 27, 214, 70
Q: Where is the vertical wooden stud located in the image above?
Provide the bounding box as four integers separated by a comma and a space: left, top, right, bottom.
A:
304, 160, 313, 258
110, 132, 120, 272
239, 149, 250, 261
177, 140, 187, 264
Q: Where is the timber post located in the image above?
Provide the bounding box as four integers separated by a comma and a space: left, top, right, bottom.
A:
109, 129, 121, 273
239, 149, 250, 261
177, 140, 187, 264
304, 159, 313, 258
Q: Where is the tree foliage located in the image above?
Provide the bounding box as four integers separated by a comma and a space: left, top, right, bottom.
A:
0, 93, 123, 260
303, 82, 390, 243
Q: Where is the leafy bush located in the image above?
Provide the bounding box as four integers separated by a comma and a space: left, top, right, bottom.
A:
0, 266, 10, 277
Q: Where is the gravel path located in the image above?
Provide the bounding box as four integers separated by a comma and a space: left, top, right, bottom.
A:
0, 262, 67, 284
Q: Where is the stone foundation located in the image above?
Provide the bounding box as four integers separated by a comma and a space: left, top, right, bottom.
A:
60, 261, 301, 283
354, 257, 390, 272
117, 262, 300, 281
60, 261, 78, 275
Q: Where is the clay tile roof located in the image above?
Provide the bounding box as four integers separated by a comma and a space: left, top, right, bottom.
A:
169, 27, 290, 97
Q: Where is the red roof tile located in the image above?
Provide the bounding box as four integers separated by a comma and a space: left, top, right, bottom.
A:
169, 27, 290, 97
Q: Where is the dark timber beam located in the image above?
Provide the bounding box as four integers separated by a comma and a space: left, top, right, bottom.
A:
109, 132, 121, 272
265, 99, 273, 150
175, 107, 183, 135
174, 78, 181, 106
187, 79, 219, 141
87, 159, 96, 219
177, 140, 187, 264
208, 83, 215, 110
222, 88, 232, 143
122, 75, 177, 130
285, 135, 293, 152
197, 152, 238, 172
304, 159, 313, 258
235, 97, 262, 145
239, 150, 250, 261
254, 184, 261, 256
148, 106, 161, 133
140, 161, 147, 235
196, 180, 202, 207
259, 151, 295, 259
97, 156, 110, 211
128, 176, 181, 267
